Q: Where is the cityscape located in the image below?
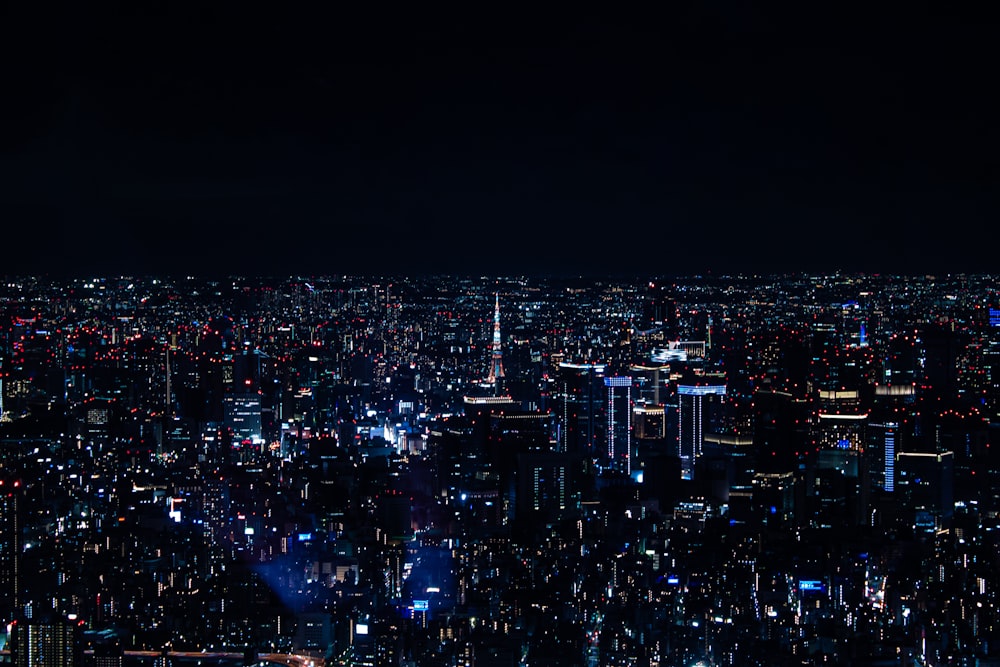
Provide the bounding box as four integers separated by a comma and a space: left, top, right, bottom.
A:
0, 271, 998, 666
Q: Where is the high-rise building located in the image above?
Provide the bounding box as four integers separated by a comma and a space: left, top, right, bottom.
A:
555, 362, 606, 458
640, 282, 677, 338
604, 376, 632, 474
920, 322, 962, 401
516, 451, 573, 527
629, 364, 669, 406
866, 421, 899, 493
223, 392, 262, 446
752, 389, 811, 474
814, 389, 868, 452
633, 404, 666, 441
896, 450, 954, 531
0, 480, 21, 622
751, 471, 798, 530
677, 383, 726, 480
10, 617, 81, 667
811, 448, 866, 528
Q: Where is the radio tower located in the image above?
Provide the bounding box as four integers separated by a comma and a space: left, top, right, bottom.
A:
487, 292, 505, 393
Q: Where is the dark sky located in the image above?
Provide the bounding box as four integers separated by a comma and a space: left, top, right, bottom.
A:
3, 5, 998, 278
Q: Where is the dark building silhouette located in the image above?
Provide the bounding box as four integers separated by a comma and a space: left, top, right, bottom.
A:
554, 361, 606, 459
896, 450, 955, 532
752, 389, 810, 474
640, 283, 678, 339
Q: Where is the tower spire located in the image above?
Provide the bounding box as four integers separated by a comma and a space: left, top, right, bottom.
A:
487, 292, 505, 393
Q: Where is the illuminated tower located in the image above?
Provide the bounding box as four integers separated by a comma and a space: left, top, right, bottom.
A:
486, 293, 505, 393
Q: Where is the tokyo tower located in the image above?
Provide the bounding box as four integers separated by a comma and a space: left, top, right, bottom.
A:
487, 292, 505, 391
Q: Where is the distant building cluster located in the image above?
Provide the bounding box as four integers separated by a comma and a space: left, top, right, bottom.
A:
0, 272, 998, 666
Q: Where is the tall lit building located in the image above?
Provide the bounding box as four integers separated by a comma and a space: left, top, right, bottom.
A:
516, 451, 572, 526
0, 480, 21, 622
677, 383, 726, 480
866, 421, 899, 493
10, 617, 81, 667
633, 404, 666, 441
604, 376, 632, 474
814, 390, 868, 451
223, 392, 262, 446
555, 362, 605, 457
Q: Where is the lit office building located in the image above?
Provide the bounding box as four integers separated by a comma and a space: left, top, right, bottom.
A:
677, 383, 726, 480
605, 375, 632, 474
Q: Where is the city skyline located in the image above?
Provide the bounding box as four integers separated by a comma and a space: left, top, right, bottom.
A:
0, 272, 998, 664
3, 6, 997, 279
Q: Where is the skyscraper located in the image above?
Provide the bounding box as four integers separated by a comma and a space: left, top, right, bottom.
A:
677, 383, 726, 480
223, 392, 262, 446
866, 421, 899, 493
896, 450, 955, 531
516, 451, 573, 528
604, 376, 633, 474
555, 362, 605, 457
0, 480, 21, 622
10, 616, 81, 667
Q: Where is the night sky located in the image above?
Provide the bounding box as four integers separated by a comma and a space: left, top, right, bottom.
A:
3, 5, 998, 278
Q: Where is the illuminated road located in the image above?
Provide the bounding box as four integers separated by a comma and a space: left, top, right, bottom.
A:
160, 652, 323, 666
259, 653, 325, 667
4, 647, 325, 666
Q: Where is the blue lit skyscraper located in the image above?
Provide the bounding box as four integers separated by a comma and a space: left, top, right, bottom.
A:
883, 424, 896, 493
867, 421, 898, 493
604, 376, 632, 474
678, 383, 726, 480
